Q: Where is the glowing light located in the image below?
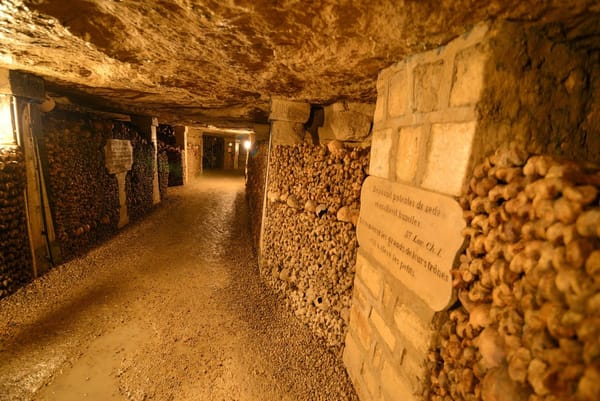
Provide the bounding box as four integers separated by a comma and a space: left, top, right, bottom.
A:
0, 94, 14, 145
243, 140, 251, 150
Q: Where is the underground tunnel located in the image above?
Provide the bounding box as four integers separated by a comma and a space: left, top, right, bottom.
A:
1, 1, 600, 400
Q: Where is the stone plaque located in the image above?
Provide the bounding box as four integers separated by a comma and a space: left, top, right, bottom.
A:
104, 139, 133, 228
356, 176, 465, 310
104, 139, 133, 174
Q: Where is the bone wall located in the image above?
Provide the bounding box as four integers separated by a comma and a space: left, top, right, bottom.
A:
42, 111, 120, 261
42, 111, 156, 262
157, 125, 183, 187
157, 141, 169, 199
0, 146, 33, 298
425, 147, 600, 401
261, 143, 370, 350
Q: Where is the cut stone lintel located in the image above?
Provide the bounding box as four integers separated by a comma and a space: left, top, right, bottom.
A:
0, 68, 45, 101
270, 120, 305, 145
269, 98, 311, 123
318, 102, 374, 143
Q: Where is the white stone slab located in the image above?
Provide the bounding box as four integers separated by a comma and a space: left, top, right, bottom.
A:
104, 139, 133, 174
356, 176, 465, 310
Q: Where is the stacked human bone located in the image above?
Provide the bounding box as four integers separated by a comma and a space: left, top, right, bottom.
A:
157, 141, 169, 199
0, 146, 32, 298
157, 124, 183, 187
43, 114, 120, 261
262, 142, 369, 350
112, 122, 154, 222
245, 141, 268, 251
426, 146, 600, 401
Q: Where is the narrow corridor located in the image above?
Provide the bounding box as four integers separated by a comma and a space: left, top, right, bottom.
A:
0, 173, 357, 401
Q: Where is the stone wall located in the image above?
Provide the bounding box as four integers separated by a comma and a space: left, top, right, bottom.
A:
261, 143, 370, 350
0, 146, 33, 298
245, 141, 268, 252
186, 129, 203, 179
476, 20, 600, 165
344, 20, 600, 401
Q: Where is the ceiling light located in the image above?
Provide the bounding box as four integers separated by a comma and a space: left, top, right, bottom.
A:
0, 94, 15, 146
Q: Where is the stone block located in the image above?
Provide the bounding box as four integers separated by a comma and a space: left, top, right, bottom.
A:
357, 253, 383, 300
320, 102, 374, 142
318, 106, 335, 141
372, 341, 383, 370
353, 281, 370, 312
370, 308, 396, 352
369, 128, 393, 179
351, 306, 373, 350
0, 68, 45, 101
253, 123, 271, 141
414, 61, 444, 112
271, 120, 305, 146
328, 102, 374, 141
343, 332, 364, 377
381, 359, 416, 401
388, 67, 410, 117
421, 121, 476, 196
362, 365, 381, 399
382, 283, 395, 314
450, 45, 487, 106
395, 125, 425, 183
393, 303, 432, 354
317, 126, 335, 142
373, 79, 387, 124
269, 98, 310, 122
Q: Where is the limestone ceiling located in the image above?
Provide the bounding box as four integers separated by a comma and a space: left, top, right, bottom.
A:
0, 0, 598, 127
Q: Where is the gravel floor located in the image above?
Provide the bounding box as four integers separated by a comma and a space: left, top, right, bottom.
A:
0, 172, 358, 401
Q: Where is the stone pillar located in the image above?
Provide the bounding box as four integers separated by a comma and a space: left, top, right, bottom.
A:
344, 23, 490, 401
132, 116, 160, 204
186, 127, 203, 178
252, 123, 270, 142
268, 99, 311, 145
104, 139, 133, 228
174, 126, 188, 184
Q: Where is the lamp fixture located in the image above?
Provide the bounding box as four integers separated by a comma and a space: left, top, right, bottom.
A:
0, 94, 15, 146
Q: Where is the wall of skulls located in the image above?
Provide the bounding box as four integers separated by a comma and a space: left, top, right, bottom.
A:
42, 111, 120, 261
425, 146, 600, 401
157, 141, 169, 199
0, 146, 33, 298
261, 143, 370, 350
42, 112, 156, 262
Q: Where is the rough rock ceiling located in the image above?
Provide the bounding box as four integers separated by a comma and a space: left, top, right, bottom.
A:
0, 0, 598, 127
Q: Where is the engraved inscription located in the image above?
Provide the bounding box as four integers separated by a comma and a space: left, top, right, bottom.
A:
357, 176, 465, 310
104, 139, 133, 174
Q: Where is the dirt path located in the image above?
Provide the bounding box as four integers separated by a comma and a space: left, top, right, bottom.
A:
0, 173, 358, 401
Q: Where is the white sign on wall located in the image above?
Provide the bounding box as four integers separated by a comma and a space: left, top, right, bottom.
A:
104, 139, 133, 174
356, 176, 466, 311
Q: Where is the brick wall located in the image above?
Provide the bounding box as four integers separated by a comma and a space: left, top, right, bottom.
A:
344, 23, 491, 401
343, 19, 600, 401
